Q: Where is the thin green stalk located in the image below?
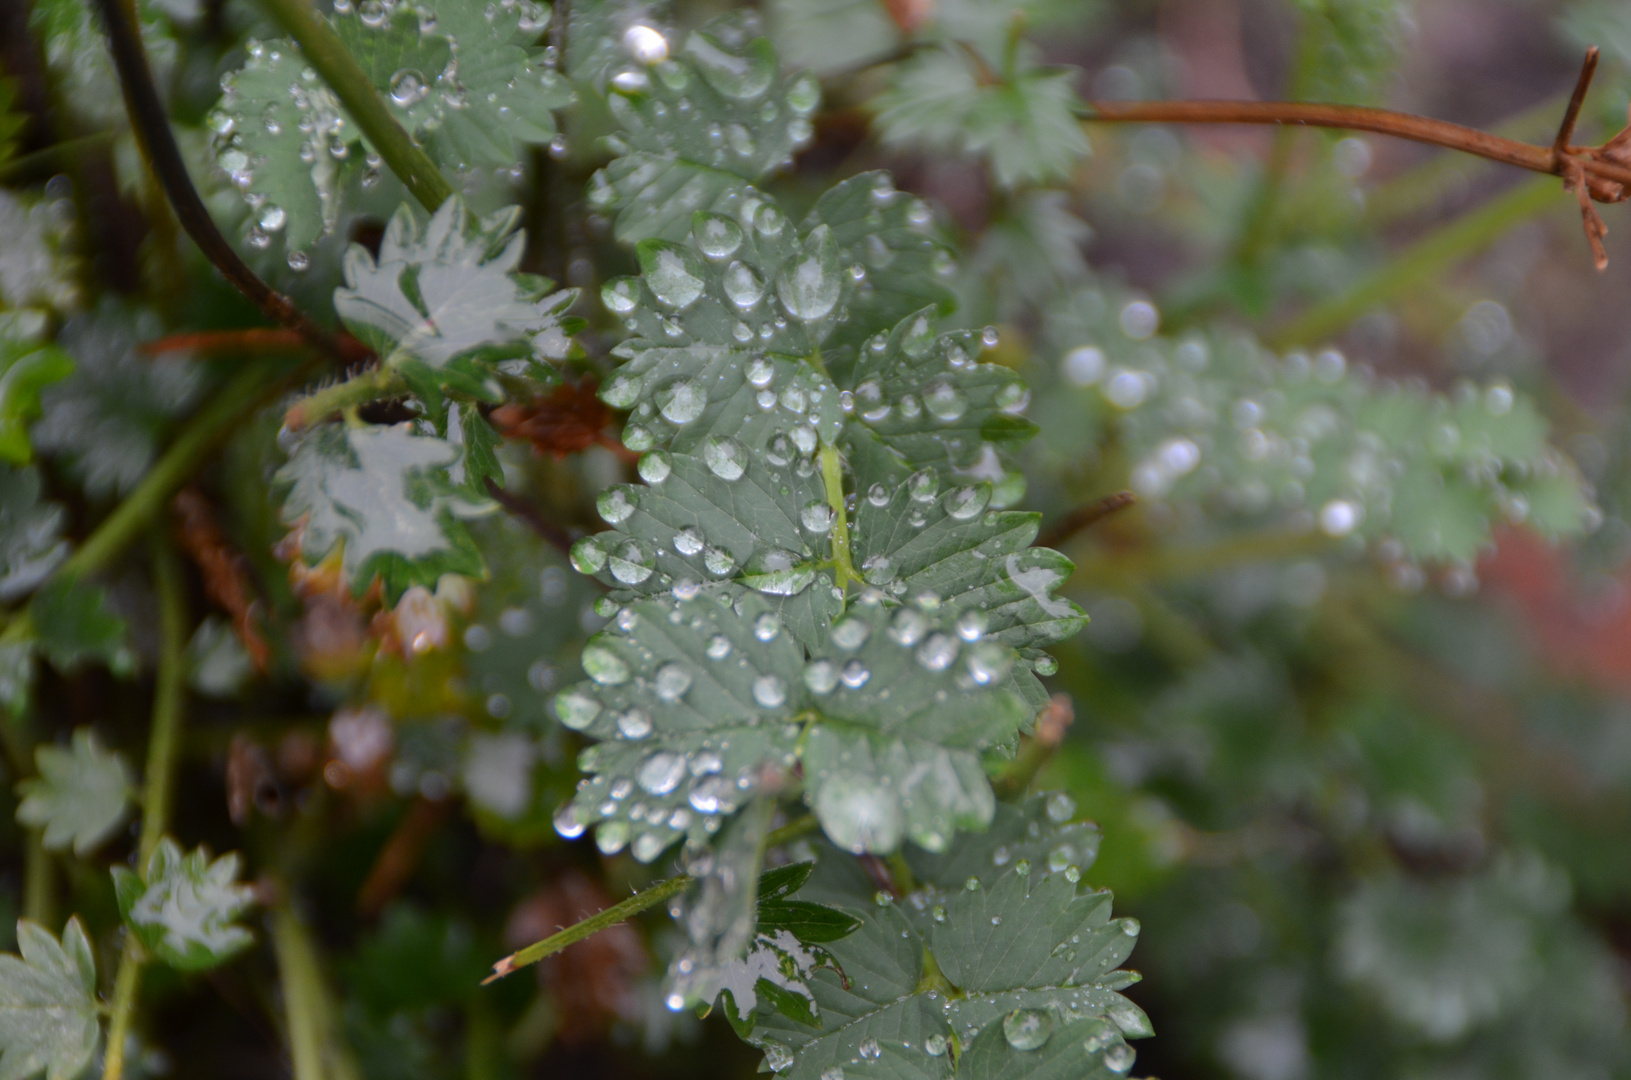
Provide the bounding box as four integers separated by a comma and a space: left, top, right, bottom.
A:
1269, 175, 1559, 348
283, 367, 407, 430
0, 132, 118, 182
484, 814, 820, 983
819, 445, 858, 591
22, 832, 52, 925
255, 0, 454, 212
271, 908, 329, 1080
56, 355, 318, 585
102, 534, 190, 1080
101, 937, 144, 1080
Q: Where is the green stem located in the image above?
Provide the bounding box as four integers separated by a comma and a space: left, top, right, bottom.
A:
1268, 176, 1559, 349
101, 534, 190, 1080
284, 367, 408, 430
271, 908, 332, 1080
57, 356, 319, 584
255, 0, 454, 212
484, 875, 692, 982
0, 132, 119, 183
101, 937, 144, 1080
819, 445, 858, 592
137, 534, 189, 865
22, 832, 52, 925
485, 814, 820, 983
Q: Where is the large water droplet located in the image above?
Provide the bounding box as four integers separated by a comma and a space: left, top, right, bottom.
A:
641, 243, 706, 310
804, 659, 838, 694
389, 68, 427, 105
259, 204, 287, 232
742, 550, 814, 595
831, 618, 870, 650
554, 690, 601, 730
703, 436, 747, 480
554, 803, 585, 838
637, 751, 686, 795
654, 662, 693, 701
801, 500, 833, 532
1003, 1009, 1053, 1052
1103, 1044, 1134, 1073
595, 820, 629, 855
753, 612, 781, 641
787, 72, 820, 114
582, 644, 630, 685
608, 541, 655, 584
622, 23, 668, 64
924, 1033, 949, 1057
674, 527, 705, 556
889, 608, 927, 646
602, 277, 640, 313
1046, 791, 1076, 823
618, 709, 652, 739
923, 378, 967, 422
966, 641, 1012, 685
571, 536, 607, 574
777, 225, 841, 321
944, 485, 989, 520
661, 380, 706, 424
916, 632, 957, 672
839, 659, 870, 688
753, 674, 787, 708
722, 260, 764, 310
598, 487, 636, 524
639, 451, 673, 484
693, 212, 743, 259
956, 610, 987, 641
704, 546, 736, 576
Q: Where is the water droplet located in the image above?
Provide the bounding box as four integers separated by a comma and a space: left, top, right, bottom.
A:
639, 451, 672, 484
944, 486, 989, 521
820, 1067, 845, 1080
1003, 1009, 1054, 1051
742, 550, 814, 595
654, 662, 693, 701
804, 659, 838, 694
704, 546, 736, 576
923, 378, 967, 422
1119, 300, 1159, 339
956, 610, 987, 641
602, 277, 640, 313
996, 382, 1030, 414
555, 690, 601, 730
554, 803, 585, 838
839, 659, 870, 688
688, 774, 727, 813
1104, 369, 1149, 409
1046, 791, 1076, 822
661, 380, 706, 424
693, 213, 743, 259
966, 641, 1011, 685
672, 578, 700, 601
888, 608, 926, 646
673, 527, 704, 556
753, 612, 780, 641
618, 709, 652, 739
722, 260, 765, 309
861, 555, 894, 585
753, 674, 787, 708
753, 204, 785, 236
924, 1034, 949, 1057
259, 204, 286, 232
1319, 498, 1362, 537
642, 243, 705, 310
801, 500, 834, 532
703, 437, 747, 480
1103, 1043, 1134, 1073
582, 644, 630, 685
286, 249, 310, 272
831, 618, 870, 650
570, 537, 607, 574
623, 23, 668, 64
598, 487, 637, 524
389, 68, 427, 106
856, 380, 890, 422
777, 225, 842, 321
609, 541, 655, 584
638, 751, 686, 795
916, 632, 958, 672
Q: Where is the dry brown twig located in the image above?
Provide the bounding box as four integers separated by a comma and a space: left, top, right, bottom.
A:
1087, 47, 1631, 269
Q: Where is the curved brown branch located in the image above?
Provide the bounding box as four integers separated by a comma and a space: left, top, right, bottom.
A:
92, 0, 358, 364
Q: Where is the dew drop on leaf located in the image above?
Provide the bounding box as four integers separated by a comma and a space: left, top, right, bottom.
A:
1003, 1009, 1053, 1051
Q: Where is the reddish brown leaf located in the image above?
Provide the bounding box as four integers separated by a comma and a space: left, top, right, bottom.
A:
174, 487, 270, 671
491, 380, 618, 459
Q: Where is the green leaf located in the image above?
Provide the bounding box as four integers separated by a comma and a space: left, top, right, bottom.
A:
0, 80, 24, 173
589, 14, 822, 242
554, 591, 1028, 860
0, 917, 99, 1080
0, 192, 80, 314
275, 422, 491, 599
345, 904, 488, 1014
0, 312, 74, 466
746, 795, 1148, 1076
873, 49, 1090, 190
334, 198, 575, 390
32, 302, 209, 499
15, 729, 134, 857
957, 1015, 1137, 1080
30, 579, 133, 675
211, 0, 570, 250
112, 838, 256, 971
765, 0, 899, 75
0, 465, 70, 605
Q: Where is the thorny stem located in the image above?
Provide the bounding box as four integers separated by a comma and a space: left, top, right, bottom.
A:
255, 0, 456, 213
103, 536, 190, 1080
283, 367, 408, 430
819, 445, 859, 591
89, 0, 356, 365
1269, 176, 1558, 348
483, 814, 820, 984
